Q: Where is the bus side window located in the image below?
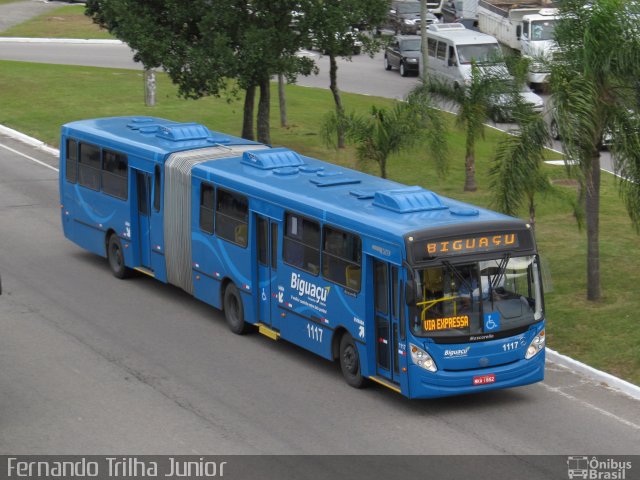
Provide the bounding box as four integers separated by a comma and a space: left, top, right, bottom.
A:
153, 165, 161, 212
199, 182, 214, 234
215, 188, 248, 247
102, 149, 128, 200
283, 212, 320, 275
78, 142, 101, 191
322, 225, 361, 292
65, 138, 78, 183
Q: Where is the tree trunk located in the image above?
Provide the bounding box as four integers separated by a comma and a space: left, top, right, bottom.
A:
242, 84, 256, 141
464, 134, 477, 192
528, 191, 536, 229
257, 77, 271, 145
144, 68, 156, 107
278, 73, 287, 128
420, 0, 428, 81
585, 151, 601, 301
329, 54, 345, 149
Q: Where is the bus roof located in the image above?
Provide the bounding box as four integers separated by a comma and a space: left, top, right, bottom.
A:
192, 152, 520, 242
63, 116, 521, 241
62, 116, 260, 158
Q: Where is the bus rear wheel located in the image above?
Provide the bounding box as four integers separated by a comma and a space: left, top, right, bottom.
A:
223, 283, 250, 335
339, 333, 368, 388
107, 234, 130, 279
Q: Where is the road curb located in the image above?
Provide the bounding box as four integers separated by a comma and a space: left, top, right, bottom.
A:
0, 124, 58, 157
546, 349, 640, 400
0, 37, 122, 44
1, 122, 639, 402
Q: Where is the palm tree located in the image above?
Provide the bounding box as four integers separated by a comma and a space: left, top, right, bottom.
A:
488, 98, 584, 232
550, 0, 640, 301
321, 94, 448, 179
489, 102, 551, 227
423, 63, 509, 192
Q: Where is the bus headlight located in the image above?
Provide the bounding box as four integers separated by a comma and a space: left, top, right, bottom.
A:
410, 343, 437, 372
525, 330, 545, 359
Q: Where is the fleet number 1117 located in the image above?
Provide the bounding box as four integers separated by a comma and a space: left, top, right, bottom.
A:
307, 323, 323, 343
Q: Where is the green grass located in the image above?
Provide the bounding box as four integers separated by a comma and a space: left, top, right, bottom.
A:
0, 59, 638, 385
0, 0, 22, 5
0, 5, 113, 39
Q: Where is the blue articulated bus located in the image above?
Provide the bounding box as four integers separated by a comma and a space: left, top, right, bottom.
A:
59, 116, 545, 399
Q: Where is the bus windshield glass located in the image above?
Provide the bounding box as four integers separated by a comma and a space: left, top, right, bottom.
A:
456, 43, 501, 64
412, 255, 542, 338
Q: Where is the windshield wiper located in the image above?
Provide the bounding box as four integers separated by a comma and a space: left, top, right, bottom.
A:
492, 253, 511, 290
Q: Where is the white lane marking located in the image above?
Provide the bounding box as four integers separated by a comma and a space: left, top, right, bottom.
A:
0, 142, 59, 172
541, 382, 640, 431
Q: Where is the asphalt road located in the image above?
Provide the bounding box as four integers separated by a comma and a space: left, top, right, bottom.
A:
0, 136, 639, 460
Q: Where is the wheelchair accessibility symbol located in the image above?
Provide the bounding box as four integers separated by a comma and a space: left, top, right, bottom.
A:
261, 289, 267, 301
483, 312, 501, 331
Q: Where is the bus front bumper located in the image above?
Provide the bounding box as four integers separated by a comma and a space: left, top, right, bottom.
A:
406, 350, 545, 399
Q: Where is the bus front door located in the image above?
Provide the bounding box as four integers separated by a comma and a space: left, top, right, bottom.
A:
374, 260, 402, 384
135, 171, 152, 269
256, 215, 279, 329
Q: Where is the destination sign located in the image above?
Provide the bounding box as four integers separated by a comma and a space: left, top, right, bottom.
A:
424, 233, 519, 257
424, 315, 470, 332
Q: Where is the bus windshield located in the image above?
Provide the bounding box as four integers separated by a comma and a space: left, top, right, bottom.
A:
411, 255, 542, 338
456, 43, 501, 64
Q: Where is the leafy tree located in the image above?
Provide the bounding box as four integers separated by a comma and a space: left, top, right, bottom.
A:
550, 0, 640, 301
424, 63, 510, 192
85, 0, 314, 144
301, 0, 388, 148
321, 93, 448, 179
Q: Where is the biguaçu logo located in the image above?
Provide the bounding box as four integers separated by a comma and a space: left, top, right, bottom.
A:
291, 272, 330, 303
444, 347, 471, 357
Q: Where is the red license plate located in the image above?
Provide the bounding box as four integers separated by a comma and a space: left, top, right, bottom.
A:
473, 374, 496, 386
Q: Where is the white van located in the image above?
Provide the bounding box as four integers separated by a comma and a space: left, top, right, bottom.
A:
424, 23, 504, 87
424, 23, 543, 119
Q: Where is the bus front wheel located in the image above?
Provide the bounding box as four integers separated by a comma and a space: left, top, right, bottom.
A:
223, 283, 250, 335
339, 333, 368, 388
107, 234, 130, 279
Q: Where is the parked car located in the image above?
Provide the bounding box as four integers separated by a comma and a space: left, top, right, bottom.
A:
489, 85, 544, 123
384, 35, 422, 77
387, 1, 439, 35
549, 117, 613, 149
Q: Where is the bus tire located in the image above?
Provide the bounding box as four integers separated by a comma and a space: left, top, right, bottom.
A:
339, 333, 368, 388
107, 234, 130, 279
223, 283, 250, 335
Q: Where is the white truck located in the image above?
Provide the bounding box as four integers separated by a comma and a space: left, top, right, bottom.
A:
477, 0, 559, 87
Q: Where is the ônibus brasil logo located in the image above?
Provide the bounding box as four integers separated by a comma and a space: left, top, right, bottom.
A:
567, 456, 632, 480
291, 272, 330, 303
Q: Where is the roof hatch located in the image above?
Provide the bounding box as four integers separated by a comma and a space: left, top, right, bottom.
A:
373, 186, 447, 213
242, 148, 305, 169
156, 123, 211, 142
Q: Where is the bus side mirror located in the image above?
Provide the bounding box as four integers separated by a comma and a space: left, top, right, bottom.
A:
516, 25, 522, 40
405, 282, 415, 305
